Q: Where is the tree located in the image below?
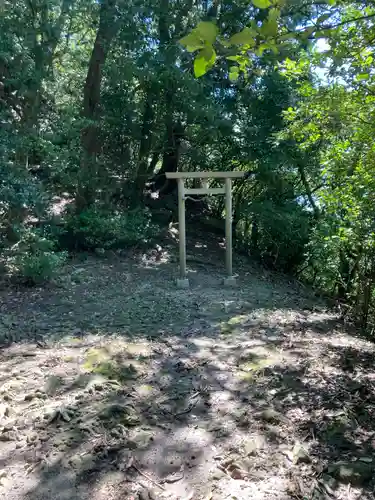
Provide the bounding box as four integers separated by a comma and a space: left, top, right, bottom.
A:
76, 0, 123, 210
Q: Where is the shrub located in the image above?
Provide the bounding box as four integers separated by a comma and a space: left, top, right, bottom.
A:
61, 207, 160, 251
241, 199, 312, 272
7, 229, 67, 284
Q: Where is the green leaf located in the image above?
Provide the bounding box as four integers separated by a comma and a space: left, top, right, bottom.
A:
229, 65, 239, 73
256, 44, 268, 56
278, 32, 297, 41
202, 45, 216, 63
229, 72, 239, 81
218, 37, 231, 48
269, 8, 281, 21
317, 14, 330, 24
180, 22, 218, 52
252, 0, 271, 8
299, 26, 315, 39
179, 32, 203, 52
226, 55, 241, 62
356, 73, 370, 81
269, 43, 279, 54
194, 46, 216, 77
256, 42, 278, 55
261, 18, 278, 37
194, 56, 207, 78
196, 21, 218, 44
314, 31, 327, 39
229, 27, 256, 45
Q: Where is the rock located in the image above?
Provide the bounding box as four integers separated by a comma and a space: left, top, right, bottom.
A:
24, 394, 35, 402
292, 443, 311, 464
327, 461, 373, 485
0, 470, 7, 479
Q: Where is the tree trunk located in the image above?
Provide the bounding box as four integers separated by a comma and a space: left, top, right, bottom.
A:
297, 161, 320, 220
76, 0, 121, 211
250, 218, 259, 255
6, 0, 70, 242
19, 0, 71, 163
133, 84, 157, 203
152, 0, 191, 197
337, 245, 362, 300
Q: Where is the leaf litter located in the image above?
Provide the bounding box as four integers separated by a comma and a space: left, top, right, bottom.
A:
0, 236, 375, 500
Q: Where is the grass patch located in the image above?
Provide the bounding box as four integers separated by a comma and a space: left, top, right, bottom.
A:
83, 347, 138, 382
220, 315, 248, 334
93, 360, 137, 382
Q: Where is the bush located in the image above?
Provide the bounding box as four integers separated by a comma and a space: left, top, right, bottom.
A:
7, 229, 67, 284
61, 207, 160, 251
243, 199, 312, 272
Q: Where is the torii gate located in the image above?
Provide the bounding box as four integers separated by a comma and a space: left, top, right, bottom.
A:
165, 171, 246, 288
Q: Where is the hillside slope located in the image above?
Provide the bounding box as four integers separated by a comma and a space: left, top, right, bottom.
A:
1, 232, 375, 500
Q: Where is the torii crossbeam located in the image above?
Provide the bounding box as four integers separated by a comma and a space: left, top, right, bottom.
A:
166, 171, 246, 288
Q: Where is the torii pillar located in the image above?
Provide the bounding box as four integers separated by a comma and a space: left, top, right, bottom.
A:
165, 171, 245, 288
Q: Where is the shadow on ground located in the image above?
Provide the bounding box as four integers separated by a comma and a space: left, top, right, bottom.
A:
1, 234, 375, 500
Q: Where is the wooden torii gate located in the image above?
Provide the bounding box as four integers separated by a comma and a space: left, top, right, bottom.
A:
165, 171, 246, 288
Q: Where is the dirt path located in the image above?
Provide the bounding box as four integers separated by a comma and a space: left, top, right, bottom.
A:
1, 234, 375, 500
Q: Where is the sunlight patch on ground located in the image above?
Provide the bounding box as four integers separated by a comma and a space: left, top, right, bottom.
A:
81, 340, 154, 382
238, 352, 280, 373
2, 247, 375, 500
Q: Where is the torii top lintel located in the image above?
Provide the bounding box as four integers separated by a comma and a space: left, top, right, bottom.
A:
165, 171, 246, 179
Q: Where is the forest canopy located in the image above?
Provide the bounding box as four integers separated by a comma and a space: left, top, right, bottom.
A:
2, 0, 375, 331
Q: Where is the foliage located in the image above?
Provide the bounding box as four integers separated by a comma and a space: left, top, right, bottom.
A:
179, 0, 343, 78
248, 199, 312, 271
2, 0, 375, 333
62, 207, 160, 251
6, 229, 67, 284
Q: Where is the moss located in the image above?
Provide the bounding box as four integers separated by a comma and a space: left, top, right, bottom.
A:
92, 360, 137, 382
220, 315, 248, 334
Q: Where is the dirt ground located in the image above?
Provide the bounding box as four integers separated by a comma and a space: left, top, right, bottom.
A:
1, 231, 375, 500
